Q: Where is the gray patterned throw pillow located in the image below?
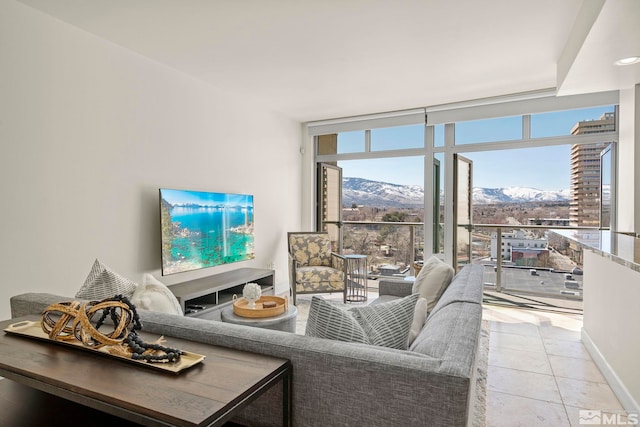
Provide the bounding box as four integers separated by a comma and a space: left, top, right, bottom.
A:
75, 259, 138, 300
350, 293, 420, 350
305, 296, 368, 344
305, 294, 419, 350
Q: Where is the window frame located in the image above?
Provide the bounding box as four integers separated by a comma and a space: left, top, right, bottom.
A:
311, 92, 619, 266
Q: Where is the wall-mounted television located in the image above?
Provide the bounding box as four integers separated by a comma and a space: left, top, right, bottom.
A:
159, 188, 254, 275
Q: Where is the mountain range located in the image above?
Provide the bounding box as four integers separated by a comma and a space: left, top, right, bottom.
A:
342, 177, 570, 208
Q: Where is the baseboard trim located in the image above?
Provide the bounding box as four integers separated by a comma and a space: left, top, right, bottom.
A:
581, 328, 640, 414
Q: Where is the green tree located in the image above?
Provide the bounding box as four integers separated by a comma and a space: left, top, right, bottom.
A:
382, 211, 407, 222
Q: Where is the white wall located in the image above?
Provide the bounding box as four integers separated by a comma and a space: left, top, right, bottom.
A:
0, 1, 302, 320
617, 85, 640, 233
582, 250, 640, 413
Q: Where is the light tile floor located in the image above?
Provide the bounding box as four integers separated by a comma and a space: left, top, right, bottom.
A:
484, 304, 629, 427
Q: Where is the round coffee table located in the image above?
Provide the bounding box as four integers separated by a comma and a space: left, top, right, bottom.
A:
220, 304, 298, 333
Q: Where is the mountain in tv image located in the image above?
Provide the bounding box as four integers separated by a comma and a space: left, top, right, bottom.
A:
160, 189, 254, 275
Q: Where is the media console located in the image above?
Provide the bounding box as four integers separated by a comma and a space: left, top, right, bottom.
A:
168, 268, 275, 321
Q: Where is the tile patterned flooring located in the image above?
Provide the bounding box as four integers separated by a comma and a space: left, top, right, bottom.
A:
484, 304, 629, 426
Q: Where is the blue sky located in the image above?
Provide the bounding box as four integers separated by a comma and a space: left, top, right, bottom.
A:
337, 106, 614, 190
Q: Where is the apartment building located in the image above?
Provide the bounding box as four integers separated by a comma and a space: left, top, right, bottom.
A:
569, 112, 615, 227
490, 230, 548, 261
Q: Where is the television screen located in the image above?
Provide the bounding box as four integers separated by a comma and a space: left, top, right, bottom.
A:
159, 188, 254, 275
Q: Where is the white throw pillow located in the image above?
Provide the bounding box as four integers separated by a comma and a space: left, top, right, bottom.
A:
131, 273, 183, 315
75, 259, 138, 300
408, 297, 429, 345
411, 256, 455, 311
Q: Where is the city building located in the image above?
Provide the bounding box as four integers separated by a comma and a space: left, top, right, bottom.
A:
511, 247, 550, 267
569, 112, 615, 227
490, 230, 548, 261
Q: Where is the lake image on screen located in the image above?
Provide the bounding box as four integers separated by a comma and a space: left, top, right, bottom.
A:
160, 189, 254, 275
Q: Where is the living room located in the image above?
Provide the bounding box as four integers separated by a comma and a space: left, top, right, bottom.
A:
2, 0, 640, 425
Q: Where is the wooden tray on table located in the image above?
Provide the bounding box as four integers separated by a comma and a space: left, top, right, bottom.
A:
4, 320, 205, 374
232, 295, 288, 318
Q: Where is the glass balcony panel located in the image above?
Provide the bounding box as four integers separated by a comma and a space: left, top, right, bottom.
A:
341, 222, 424, 281
472, 225, 584, 302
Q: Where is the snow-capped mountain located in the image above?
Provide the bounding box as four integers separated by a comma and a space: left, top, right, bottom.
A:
342, 177, 569, 207
342, 177, 424, 207
473, 187, 571, 204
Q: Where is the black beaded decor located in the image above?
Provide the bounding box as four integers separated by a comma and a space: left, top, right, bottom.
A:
41, 294, 182, 364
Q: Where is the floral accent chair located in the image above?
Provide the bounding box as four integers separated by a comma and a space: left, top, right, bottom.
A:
288, 232, 346, 304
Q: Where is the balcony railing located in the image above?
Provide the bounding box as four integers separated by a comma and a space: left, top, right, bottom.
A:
340, 220, 593, 302
471, 224, 597, 301
340, 220, 424, 279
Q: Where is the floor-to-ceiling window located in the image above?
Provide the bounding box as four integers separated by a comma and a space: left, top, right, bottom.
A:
309, 92, 619, 298
315, 121, 427, 277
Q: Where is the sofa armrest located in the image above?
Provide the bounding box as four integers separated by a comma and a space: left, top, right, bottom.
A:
10, 293, 76, 318
378, 280, 413, 297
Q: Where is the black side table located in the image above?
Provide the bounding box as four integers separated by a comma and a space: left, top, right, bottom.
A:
344, 254, 368, 302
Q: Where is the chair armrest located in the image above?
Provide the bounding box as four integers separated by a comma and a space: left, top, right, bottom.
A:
378, 280, 414, 297
330, 253, 345, 271
288, 253, 296, 279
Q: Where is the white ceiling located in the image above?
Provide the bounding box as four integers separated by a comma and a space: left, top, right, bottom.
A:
18, 0, 640, 122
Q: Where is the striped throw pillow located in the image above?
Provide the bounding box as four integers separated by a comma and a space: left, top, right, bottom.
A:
305, 296, 368, 344
350, 294, 420, 350
75, 259, 138, 300
305, 294, 419, 350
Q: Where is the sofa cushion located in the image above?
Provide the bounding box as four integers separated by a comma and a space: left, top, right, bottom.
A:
411, 255, 454, 311
429, 263, 485, 317
131, 273, 182, 315
75, 259, 138, 300
295, 265, 344, 284
410, 301, 482, 377
304, 296, 369, 344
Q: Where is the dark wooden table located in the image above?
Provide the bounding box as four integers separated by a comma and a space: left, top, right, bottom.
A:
0, 316, 291, 426
0, 379, 144, 426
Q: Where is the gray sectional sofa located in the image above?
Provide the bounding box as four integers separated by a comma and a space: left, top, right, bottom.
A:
10, 264, 485, 427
